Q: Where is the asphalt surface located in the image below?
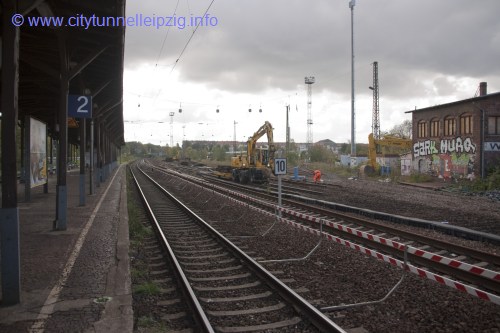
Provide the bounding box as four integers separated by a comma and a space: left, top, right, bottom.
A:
0, 164, 132, 333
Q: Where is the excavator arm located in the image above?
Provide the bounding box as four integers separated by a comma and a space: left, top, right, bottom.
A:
246, 121, 276, 174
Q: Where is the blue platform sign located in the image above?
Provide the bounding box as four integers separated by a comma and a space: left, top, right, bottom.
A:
68, 95, 92, 118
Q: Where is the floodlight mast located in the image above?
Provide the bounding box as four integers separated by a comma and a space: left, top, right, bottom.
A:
349, 0, 356, 158
169, 112, 175, 147
233, 120, 237, 156
305, 76, 315, 148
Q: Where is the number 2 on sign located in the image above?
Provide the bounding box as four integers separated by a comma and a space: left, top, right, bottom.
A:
77, 96, 89, 113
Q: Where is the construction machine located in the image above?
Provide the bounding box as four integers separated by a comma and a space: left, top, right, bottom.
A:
365, 133, 412, 174
231, 121, 276, 184
212, 165, 233, 180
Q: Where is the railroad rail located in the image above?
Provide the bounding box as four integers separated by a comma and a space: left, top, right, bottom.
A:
130, 162, 345, 332
205, 173, 326, 197
146, 160, 500, 306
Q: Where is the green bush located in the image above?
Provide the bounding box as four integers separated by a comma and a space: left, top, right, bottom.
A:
470, 167, 500, 191
486, 167, 500, 189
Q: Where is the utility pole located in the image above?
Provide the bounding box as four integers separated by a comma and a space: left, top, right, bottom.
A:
286, 104, 290, 158
349, 0, 356, 158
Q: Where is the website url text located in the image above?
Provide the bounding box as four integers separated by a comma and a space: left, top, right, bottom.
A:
11, 13, 218, 30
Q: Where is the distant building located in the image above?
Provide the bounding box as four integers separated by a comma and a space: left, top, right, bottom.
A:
340, 155, 368, 167
316, 139, 340, 154
405, 82, 500, 179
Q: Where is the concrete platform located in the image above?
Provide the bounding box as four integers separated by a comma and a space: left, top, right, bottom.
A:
0, 164, 132, 332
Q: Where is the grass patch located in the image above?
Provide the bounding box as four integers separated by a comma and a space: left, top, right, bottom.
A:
133, 281, 161, 295
131, 266, 148, 281
129, 213, 152, 244
126, 171, 153, 247
405, 173, 434, 183
136, 315, 168, 332
126, 167, 167, 331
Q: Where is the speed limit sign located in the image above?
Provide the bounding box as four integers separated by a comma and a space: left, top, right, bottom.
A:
274, 158, 287, 175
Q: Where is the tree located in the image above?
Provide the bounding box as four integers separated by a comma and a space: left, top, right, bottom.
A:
309, 145, 330, 163
339, 142, 350, 155
300, 150, 308, 161
383, 119, 412, 139
213, 145, 228, 161
337, 141, 367, 155
287, 151, 299, 165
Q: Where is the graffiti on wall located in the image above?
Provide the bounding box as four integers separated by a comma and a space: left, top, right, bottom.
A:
413, 137, 477, 180
414, 137, 476, 157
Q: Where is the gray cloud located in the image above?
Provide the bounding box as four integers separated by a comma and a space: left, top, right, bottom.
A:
124, 0, 500, 144
125, 0, 500, 99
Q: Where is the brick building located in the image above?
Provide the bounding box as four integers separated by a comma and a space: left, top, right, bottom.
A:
406, 82, 500, 180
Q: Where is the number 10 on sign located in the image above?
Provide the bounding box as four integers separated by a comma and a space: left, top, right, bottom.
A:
274, 158, 286, 214
274, 158, 287, 175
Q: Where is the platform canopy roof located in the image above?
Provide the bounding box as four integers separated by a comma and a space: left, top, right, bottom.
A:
1, 0, 125, 146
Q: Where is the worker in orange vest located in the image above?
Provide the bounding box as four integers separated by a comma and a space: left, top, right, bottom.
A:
313, 170, 321, 183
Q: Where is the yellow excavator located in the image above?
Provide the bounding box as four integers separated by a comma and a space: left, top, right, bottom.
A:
365, 133, 412, 174
231, 121, 276, 183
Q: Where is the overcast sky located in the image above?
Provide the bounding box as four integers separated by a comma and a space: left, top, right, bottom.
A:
123, 0, 500, 147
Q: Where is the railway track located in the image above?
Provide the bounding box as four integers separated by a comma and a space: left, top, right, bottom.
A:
276, 201, 500, 295
129, 162, 345, 332
146, 159, 500, 305
205, 173, 325, 197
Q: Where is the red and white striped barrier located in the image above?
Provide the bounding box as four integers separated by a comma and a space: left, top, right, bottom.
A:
272, 213, 500, 306
278, 206, 500, 284
154, 167, 500, 305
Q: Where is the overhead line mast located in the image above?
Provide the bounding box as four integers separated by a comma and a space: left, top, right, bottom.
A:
370, 61, 380, 140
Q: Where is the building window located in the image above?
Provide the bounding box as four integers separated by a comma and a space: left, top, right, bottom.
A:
488, 116, 500, 135
460, 114, 473, 135
430, 118, 440, 137
417, 120, 428, 138
444, 116, 456, 136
